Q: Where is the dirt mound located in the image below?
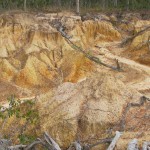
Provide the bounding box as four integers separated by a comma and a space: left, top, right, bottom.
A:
34, 72, 142, 149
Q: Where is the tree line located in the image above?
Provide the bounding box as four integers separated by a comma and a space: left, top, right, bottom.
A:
0, 0, 149, 13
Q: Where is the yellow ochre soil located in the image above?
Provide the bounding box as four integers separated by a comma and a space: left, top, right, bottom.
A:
0, 11, 149, 149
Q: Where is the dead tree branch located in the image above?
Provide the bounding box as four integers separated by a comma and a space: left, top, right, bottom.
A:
58, 27, 122, 71
107, 131, 122, 150
68, 141, 82, 150
83, 138, 112, 150
24, 140, 44, 150
142, 142, 150, 150
121, 26, 150, 47
127, 139, 138, 150
44, 132, 61, 150
1, 132, 149, 150
8, 145, 27, 150
120, 96, 150, 131
0, 132, 61, 150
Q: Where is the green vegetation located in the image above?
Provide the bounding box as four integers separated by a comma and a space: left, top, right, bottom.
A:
0, 95, 38, 123
0, 0, 149, 12
18, 134, 37, 144
0, 95, 39, 144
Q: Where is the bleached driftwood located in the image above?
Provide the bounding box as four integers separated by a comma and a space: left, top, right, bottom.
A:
0, 139, 11, 150
8, 145, 27, 150
121, 25, 150, 47
59, 27, 72, 39
142, 142, 150, 150
107, 131, 122, 150
0, 132, 61, 150
44, 132, 61, 150
24, 140, 43, 150
127, 139, 139, 150
1, 132, 150, 150
25, 132, 61, 150
68, 141, 82, 150
87, 138, 112, 149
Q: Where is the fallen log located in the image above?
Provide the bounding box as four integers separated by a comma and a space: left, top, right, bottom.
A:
82, 138, 112, 150
1, 132, 150, 150
58, 27, 122, 71
0, 132, 61, 150
68, 141, 82, 150
44, 132, 61, 150
0, 139, 11, 150
127, 139, 139, 150
24, 140, 45, 150
107, 131, 122, 150
142, 142, 150, 150
121, 25, 150, 47
8, 145, 27, 150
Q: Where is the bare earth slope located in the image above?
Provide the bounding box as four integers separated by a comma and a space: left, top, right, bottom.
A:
0, 11, 149, 149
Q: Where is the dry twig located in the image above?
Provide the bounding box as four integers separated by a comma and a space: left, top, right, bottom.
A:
121, 26, 150, 47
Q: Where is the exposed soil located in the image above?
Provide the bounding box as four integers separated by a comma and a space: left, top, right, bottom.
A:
0, 11, 149, 149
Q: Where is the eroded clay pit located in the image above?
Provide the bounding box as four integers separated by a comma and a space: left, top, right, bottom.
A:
0, 11, 150, 150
